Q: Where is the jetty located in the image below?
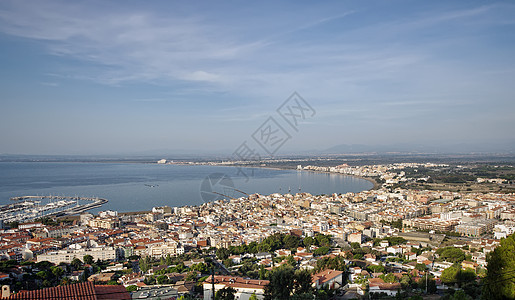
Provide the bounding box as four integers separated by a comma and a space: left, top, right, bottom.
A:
0, 195, 107, 223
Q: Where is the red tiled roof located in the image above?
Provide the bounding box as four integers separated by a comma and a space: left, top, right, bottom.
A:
6, 282, 130, 300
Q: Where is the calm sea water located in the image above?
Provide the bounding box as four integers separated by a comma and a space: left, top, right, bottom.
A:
0, 162, 372, 213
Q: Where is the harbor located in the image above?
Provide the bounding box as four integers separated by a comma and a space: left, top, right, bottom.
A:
0, 195, 107, 223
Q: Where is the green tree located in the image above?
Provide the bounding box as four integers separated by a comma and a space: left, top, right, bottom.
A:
350, 242, 361, 250
139, 257, 151, 274
264, 266, 295, 300
437, 247, 465, 263
192, 262, 209, 273
50, 266, 64, 279
400, 275, 411, 288
83, 255, 94, 265
284, 235, 301, 250
223, 258, 234, 268
303, 237, 315, 249
380, 273, 397, 283
286, 255, 296, 267
482, 232, 515, 299
368, 265, 385, 273
450, 289, 473, 300
216, 248, 231, 260
458, 268, 476, 282
249, 293, 258, 300
71, 258, 83, 270
126, 285, 138, 292
415, 263, 427, 272
215, 286, 236, 300
314, 246, 330, 256
441, 266, 460, 284
314, 234, 331, 247
294, 269, 313, 295
157, 274, 168, 284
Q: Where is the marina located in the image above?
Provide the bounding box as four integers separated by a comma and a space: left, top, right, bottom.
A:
0, 195, 107, 223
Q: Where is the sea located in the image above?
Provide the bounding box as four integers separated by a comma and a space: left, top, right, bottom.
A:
0, 162, 373, 213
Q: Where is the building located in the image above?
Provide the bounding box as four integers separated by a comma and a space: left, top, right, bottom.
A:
347, 233, 362, 245
36, 247, 118, 264
368, 278, 402, 297
2, 281, 129, 299
312, 269, 344, 289
203, 276, 269, 300
88, 217, 120, 229
455, 219, 497, 237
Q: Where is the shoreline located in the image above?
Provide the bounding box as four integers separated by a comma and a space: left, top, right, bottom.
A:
228, 164, 380, 192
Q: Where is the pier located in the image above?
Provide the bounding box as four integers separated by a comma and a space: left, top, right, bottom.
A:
0, 195, 107, 223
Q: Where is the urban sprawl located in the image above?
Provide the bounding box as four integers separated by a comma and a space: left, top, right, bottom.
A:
1, 162, 514, 299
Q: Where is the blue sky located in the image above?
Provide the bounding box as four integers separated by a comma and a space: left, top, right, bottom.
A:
0, 0, 514, 155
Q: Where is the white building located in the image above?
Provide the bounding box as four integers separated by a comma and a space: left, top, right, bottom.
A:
37, 247, 117, 264
203, 276, 269, 300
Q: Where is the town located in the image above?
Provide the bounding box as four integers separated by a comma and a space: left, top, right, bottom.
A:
1, 162, 514, 299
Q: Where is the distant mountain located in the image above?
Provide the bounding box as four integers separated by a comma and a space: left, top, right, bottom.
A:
324, 142, 515, 154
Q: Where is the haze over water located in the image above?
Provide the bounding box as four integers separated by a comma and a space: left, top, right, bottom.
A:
0, 162, 372, 213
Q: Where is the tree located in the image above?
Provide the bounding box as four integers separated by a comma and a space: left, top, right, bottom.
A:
415, 263, 427, 272
126, 285, 138, 292
450, 290, 473, 300
350, 242, 361, 250
284, 235, 301, 250
286, 255, 296, 267
400, 275, 411, 288
294, 269, 313, 295
249, 293, 258, 300
71, 258, 83, 270
216, 248, 231, 260
264, 266, 295, 300
458, 268, 476, 282
192, 262, 209, 273
482, 232, 515, 299
314, 246, 330, 256
437, 247, 465, 263
223, 258, 234, 268
50, 266, 64, 279
314, 234, 331, 247
441, 266, 460, 284
303, 237, 315, 249
157, 274, 168, 284
139, 257, 151, 274
83, 255, 94, 265
368, 265, 385, 273
380, 273, 397, 283
215, 286, 236, 300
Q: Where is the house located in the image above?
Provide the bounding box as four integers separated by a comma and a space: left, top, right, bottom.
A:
229, 255, 242, 264
203, 276, 269, 300
405, 252, 417, 261
386, 246, 402, 255
364, 254, 376, 263
462, 260, 478, 271
87, 272, 115, 283
312, 269, 344, 289
368, 278, 402, 297
254, 252, 272, 260
274, 249, 291, 257
68, 270, 84, 281
347, 233, 362, 245
2, 281, 129, 299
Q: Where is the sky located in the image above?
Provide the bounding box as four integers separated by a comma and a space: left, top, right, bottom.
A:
0, 0, 514, 155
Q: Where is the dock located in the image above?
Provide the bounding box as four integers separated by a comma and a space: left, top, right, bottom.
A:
0, 195, 107, 223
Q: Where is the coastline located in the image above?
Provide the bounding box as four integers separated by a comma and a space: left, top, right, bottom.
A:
234, 164, 380, 192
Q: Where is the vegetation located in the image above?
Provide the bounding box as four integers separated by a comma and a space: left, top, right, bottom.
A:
482, 233, 515, 299
264, 266, 314, 300
437, 247, 466, 263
